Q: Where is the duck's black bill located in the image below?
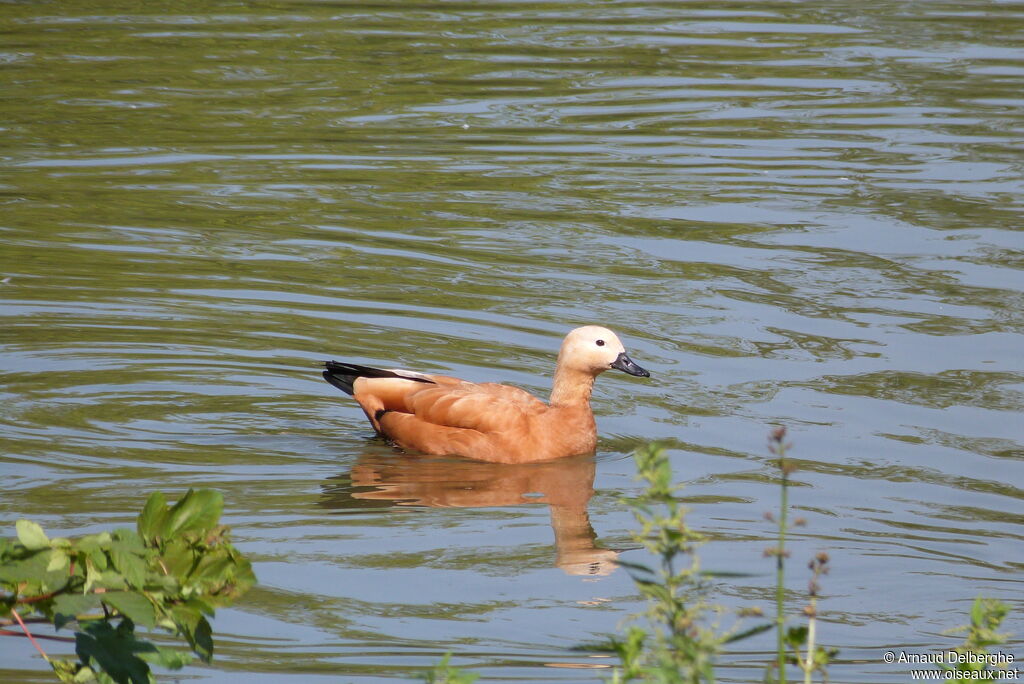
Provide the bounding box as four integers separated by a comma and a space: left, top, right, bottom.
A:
611, 352, 650, 377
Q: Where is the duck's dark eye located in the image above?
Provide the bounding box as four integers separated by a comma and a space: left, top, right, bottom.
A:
596, 339, 605, 346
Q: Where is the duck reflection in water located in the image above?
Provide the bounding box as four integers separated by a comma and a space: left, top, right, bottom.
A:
319, 452, 618, 576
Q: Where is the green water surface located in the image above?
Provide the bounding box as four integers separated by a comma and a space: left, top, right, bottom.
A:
2, 1, 1022, 681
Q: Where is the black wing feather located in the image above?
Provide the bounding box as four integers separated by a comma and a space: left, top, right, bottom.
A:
321, 361, 434, 396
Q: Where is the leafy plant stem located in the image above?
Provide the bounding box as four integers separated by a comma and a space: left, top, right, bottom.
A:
2, 488, 255, 681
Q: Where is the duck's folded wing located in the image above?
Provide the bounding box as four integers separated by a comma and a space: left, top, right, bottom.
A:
404, 383, 545, 435
377, 411, 501, 461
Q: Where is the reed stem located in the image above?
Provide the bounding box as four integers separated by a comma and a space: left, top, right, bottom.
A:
770, 427, 790, 684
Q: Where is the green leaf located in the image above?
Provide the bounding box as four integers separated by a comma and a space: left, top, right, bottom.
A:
0, 552, 43, 584
111, 530, 146, 553
971, 596, 985, 627
812, 646, 838, 666
208, 553, 255, 603
16, 519, 50, 550
160, 539, 195, 580
193, 617, 213, 661
48, 658, 85, 682
72, 666, 96, 683
784, 625, 809, 647
48, 549, 70, 573
89, 549, 109, 572
137, 489, 224, 543
84, 559, 101, 593
145, 572, 179, 594
168, 603, 214, 662
426, 652, 479, 684
109, 540, 148, 589
101, 591, 156, 629
185, 596, 216, 617
53, 593, 102, 626
0, 548, 70, 594
168, 603, 201, 642
94, 570, 128, 591
78, 533, 112, 555
74, 620, 153, 684
137, 492, 168, 543
137, 645, 192, 671
724, 622, 773, 644
52, 593, 101, 618
164, 489, 223, 539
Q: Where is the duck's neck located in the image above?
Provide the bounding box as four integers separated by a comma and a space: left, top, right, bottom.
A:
550, 366, 596, 407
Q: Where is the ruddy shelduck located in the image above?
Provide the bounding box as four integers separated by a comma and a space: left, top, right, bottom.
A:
322, 326, 650, 463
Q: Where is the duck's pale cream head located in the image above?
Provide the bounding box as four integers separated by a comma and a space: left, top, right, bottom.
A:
558, 326, 650, 377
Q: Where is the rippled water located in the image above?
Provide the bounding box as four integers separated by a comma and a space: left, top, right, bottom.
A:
2, 1, 1022, 682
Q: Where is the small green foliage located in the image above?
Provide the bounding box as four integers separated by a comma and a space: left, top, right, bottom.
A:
611, 444, 767, 683
0, 489, 255, 683
609, 626, 647, 683
941, 597, 1011, 674
609, 434, 1006, 684
424, 653, 479, 684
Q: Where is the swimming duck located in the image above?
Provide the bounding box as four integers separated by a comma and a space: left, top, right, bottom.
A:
322, 325, 650, 463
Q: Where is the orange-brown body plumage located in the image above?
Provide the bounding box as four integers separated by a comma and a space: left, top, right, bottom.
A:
323, 326, 649, 463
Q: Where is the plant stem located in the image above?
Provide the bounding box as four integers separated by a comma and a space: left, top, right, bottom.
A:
776, 464, 788, 684
11, 608, 49, 663
804, 603, 816, 684
769, 428, 790, 684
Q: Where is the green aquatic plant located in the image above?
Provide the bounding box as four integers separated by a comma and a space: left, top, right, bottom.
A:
941, 596, 1012, 676
764, 427, 836, 684
608, 434, 837, 684
0, 489, 255, 683
777, 552, 837, 684
610, 443, 769, 683
424, 652, 480, 684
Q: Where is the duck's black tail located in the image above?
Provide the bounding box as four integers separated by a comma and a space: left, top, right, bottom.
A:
321, 361, 433, 396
